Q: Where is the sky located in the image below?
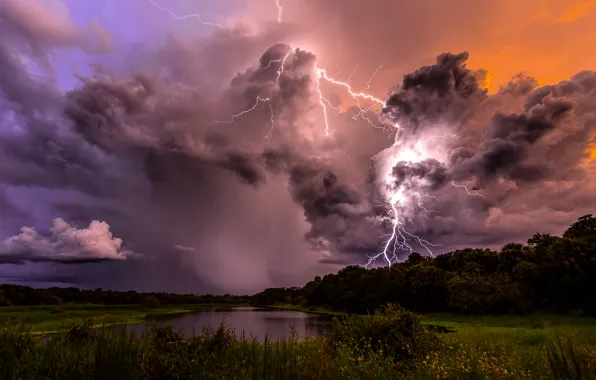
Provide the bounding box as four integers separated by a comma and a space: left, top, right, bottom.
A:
0, 0, 595, 294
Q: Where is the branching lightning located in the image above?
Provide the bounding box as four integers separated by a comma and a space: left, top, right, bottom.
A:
147, 0, 223, 27
154, 0, 488, 268
452, 181, 487, 199
214, 96, 279, 138
316, 68, 386, 108
366, 190, 440, 267
214, 96, 272, 124
363, 133, 484, 268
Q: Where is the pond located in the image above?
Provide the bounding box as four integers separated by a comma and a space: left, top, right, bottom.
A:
126, 307, 334, 342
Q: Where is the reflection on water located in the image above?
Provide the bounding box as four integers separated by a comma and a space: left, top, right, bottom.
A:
127, 307, 333, 342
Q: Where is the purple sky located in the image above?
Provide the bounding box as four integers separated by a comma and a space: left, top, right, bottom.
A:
54, 0, 248, 89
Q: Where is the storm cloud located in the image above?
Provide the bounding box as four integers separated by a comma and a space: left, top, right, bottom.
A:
374, 53, 596, 254
1, 0, 595, 292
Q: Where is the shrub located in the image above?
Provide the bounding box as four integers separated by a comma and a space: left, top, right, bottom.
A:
204, 321, 236, 352
146, 323, 184, 351
141, 296, 161, 308
327, 304, 439, 363
63, 317, 96, 343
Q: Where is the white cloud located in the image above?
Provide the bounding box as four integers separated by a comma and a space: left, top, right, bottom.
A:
0, 218, 137, 263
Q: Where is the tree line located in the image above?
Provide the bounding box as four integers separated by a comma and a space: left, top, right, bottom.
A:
2, 215, 594, 315
0, 285, 249, 307
252, 215, 596, 315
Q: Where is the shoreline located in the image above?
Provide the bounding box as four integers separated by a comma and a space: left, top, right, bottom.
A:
0, 303, 249, 334
265, 303, 347, 316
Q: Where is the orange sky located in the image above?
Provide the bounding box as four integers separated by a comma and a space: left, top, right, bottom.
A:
263, 0, 596, 94
465, 0, 596, 92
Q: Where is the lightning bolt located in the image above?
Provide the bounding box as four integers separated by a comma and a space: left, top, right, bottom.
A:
213, 47, 294, 136
214, 96, 272, 124
275, 48, 294, 84
275, 0, 283, 23
363, 134, 463, 268
214, 47, 443, 267
152, 2, 487, 269
414, 193, 439, 220
214, 96, 279, 138
316, 68, 386, 108
365, 191, 439, 268
452, 181, 487, 199
362, 64, 383, 94
147, 0, 223, 27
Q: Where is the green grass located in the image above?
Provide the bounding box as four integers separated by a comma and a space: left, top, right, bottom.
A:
3, 305, 596, 378
0, 322, 348, 380
270, 306, 596, 378
423, 312, 596, 330
0, 305, 431, 379
415, 313, 596, 378
0, 303, 246, 334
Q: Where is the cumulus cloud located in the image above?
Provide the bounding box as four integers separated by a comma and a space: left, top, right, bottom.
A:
0, 218, 137, 264
383, 52, 487, 131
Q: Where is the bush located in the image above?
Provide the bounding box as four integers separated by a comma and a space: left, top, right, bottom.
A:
63, 317, 96, 343
327, 304, 440, 364
146, 323, 184, 351
141, 296, 161, 308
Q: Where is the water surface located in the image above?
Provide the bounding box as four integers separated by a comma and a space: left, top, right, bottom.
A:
128, 307, 333, 342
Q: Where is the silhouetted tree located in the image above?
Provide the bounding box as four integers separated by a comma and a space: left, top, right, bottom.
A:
252, 215, 596, 316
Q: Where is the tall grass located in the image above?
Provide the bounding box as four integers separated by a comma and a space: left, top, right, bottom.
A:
1, 306, 596, 379
0, 320, 344, 379
0, 306, 428, 379
546, 337, 596, 380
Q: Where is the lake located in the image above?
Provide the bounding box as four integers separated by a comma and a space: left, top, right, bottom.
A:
127, 307, 334, 342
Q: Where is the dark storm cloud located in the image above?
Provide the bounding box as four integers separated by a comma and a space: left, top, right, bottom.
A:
459, 96, 575, 184
0, 272, 82, 285
0, 1, 128, 198
391, 159, 449, 192
142, 149, 268, 187
288, 161, 366, 248
60, 44, 326, 192
377, 52, 596, 254
383, 52, 487, 131
0, 9, 374, 292
60, 41, 375, 266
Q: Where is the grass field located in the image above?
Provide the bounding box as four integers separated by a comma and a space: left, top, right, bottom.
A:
269, 304, 596, 378
0, 303, 246, 334
418, 313, 596, 378
2, 304, 596, 378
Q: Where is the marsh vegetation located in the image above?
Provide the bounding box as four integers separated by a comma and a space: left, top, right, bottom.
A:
1, 305, 596, 379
